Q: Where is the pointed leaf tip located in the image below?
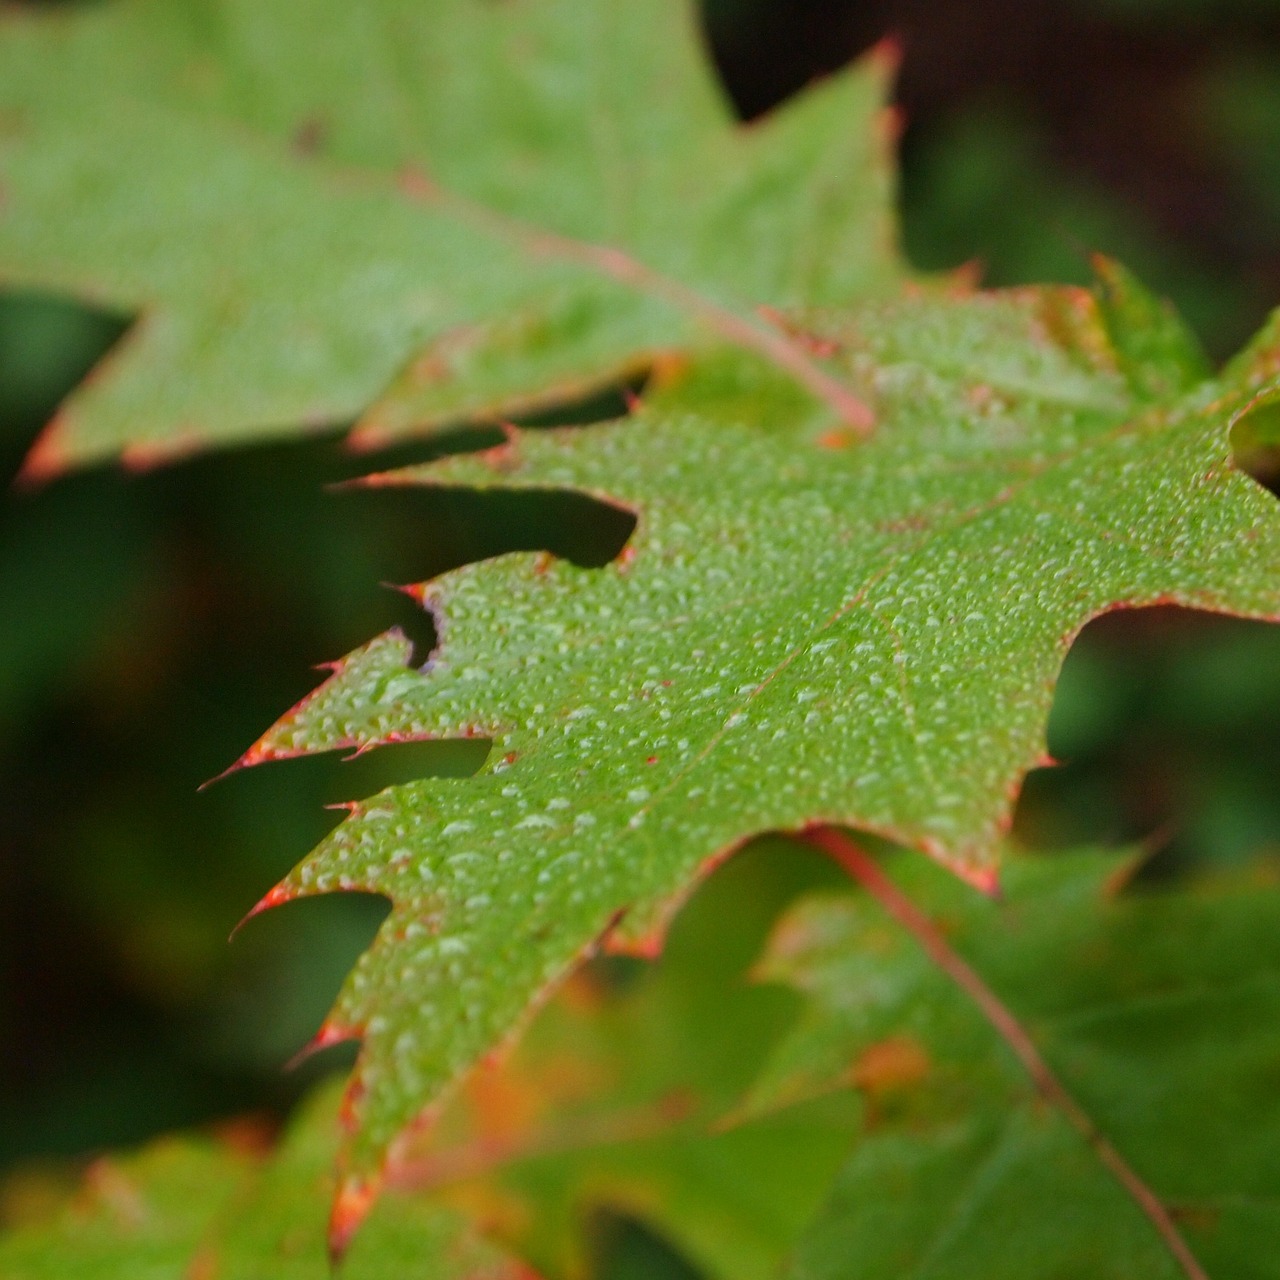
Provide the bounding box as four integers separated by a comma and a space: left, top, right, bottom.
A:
327, 1171, 382, 1265
955, 862, 1002, 899
388, 580, 431, 608
286, 1018, 359, 1072
230, 882, 296, 939
199, 743, 273, 790
868, 33, 904, 75
13, 416, 73, 490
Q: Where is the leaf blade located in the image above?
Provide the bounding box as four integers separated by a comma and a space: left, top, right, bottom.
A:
750, 848, 1280, 1278
232, 285, 1280, 1199
0, 0, 899, 473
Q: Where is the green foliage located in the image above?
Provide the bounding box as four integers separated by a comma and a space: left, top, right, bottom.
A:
1, 846, 854, 1280
3, 0, 1280, 1276
0, 0, 895, 472
753, 850, 1280, 1278
0, 1084, 529, 1279
389, 844, 861, 1280
229, 278, 1280, 1199
8, 843, 1280, 1278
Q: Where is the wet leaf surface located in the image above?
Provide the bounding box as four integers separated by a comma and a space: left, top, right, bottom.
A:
234, 277, 1280, 1207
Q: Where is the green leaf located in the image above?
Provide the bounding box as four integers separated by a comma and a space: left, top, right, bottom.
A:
14, 0, 1280, 1255
0, 845, 854, 1280
749, 848, 1280, 1279
400, 838, 859, 1280
0, 0, 898, 475
0, 1084, 533, 1279
228, 279, 1280, 1212
1090, 255, 1211, 399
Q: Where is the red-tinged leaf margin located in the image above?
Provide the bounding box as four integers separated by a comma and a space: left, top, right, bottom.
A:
214, 281, 1280, 1252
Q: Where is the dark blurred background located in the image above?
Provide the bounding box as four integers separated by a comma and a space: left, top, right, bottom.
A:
2, 0, 1279, 1257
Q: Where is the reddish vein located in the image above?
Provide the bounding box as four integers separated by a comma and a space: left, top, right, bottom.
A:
557, 239, 876, 436
404, 173, 876, 435
801, 825, 1209, 1280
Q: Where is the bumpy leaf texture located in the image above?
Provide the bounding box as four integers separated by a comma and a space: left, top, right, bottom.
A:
235, 276, 1280, 1228
0, 0, 896, 473
398, 840, 861, 1280
750, 849, 1280, 1279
